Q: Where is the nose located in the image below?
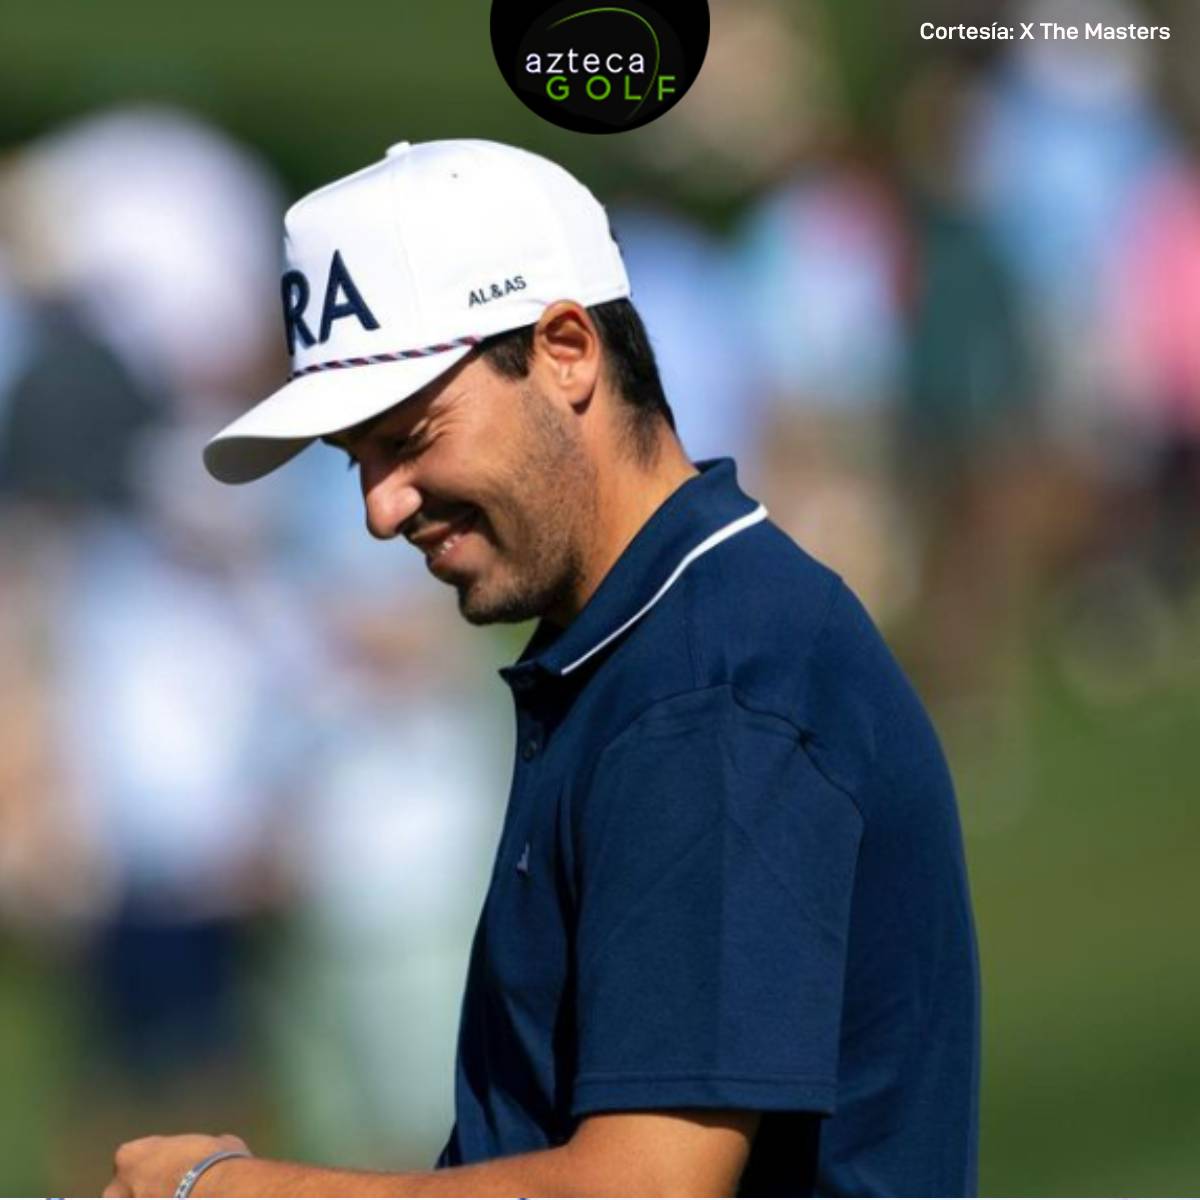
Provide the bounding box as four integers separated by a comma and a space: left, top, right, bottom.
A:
362, 464, 422, 541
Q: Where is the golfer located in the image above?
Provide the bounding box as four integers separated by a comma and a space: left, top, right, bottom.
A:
106, 139, 980, 1198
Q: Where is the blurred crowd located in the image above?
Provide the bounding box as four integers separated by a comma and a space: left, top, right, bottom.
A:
2, 0, 1200, 1191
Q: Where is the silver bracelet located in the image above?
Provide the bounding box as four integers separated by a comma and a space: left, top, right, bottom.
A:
174, 1148, 251, 1198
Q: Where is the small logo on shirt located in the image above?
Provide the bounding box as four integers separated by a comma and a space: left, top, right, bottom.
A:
516, 841, 531, 875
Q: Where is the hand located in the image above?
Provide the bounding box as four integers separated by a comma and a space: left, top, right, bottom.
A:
104, 1132, 250, 1198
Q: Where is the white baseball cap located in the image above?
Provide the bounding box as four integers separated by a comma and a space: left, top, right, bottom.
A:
204, 139, 631, 484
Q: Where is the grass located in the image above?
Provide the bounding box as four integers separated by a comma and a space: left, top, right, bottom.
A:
948, 619, 1200, 1194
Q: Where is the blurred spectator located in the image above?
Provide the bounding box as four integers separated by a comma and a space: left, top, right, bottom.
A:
1108, 160, 1200, 590
0, 284, 167, 935
3, 105, 284, 403
892, 60, 1042, 695
736, 158, 916, 624
963, 0, 1173, 450
0, 108, 291, 1191
54, 477, 301, 1076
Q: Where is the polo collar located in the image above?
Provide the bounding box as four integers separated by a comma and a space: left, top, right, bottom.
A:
502, 458, 767, 688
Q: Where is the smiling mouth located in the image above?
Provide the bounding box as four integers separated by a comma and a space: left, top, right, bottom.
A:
424, 509, 479, 566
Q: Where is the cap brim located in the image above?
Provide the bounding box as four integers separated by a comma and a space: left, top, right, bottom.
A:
203, 345, 476, 484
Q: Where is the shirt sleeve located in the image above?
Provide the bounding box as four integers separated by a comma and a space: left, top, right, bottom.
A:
570, 684, 863, 1119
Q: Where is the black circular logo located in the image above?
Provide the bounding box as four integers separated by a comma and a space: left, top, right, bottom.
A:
491, 0, 709, 135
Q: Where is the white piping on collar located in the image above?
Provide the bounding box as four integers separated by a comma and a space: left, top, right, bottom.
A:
558, 503, 769, 676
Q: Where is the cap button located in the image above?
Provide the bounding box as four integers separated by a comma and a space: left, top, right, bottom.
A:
386, 141, 412, 157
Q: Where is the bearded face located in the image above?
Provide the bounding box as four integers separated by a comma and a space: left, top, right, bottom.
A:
330, 353, 599, 627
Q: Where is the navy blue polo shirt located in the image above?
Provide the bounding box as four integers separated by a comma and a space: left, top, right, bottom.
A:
437, 459, 980, 1196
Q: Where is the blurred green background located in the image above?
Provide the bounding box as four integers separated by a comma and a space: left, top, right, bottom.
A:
2, 0, 1199, 1195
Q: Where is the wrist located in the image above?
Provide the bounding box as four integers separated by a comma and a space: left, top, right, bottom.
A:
178, 1149, 252, 1198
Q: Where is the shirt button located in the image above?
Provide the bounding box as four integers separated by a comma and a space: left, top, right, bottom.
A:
521, 736, 541, 761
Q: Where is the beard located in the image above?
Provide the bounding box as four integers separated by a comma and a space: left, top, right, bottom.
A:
456, 384, 597, 626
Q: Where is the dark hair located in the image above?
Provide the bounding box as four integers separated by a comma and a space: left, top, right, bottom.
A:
477, 298, 675, 459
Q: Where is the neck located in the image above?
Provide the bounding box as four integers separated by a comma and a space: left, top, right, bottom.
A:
547, 433, 699, 627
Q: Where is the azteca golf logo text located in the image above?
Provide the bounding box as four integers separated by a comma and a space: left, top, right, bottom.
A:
491, 0, 709, 134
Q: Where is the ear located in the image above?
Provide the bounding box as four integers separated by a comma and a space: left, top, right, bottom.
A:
531, 301, 601, 410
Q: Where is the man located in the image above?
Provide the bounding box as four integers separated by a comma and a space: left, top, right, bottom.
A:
107, 139, 980, 1197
